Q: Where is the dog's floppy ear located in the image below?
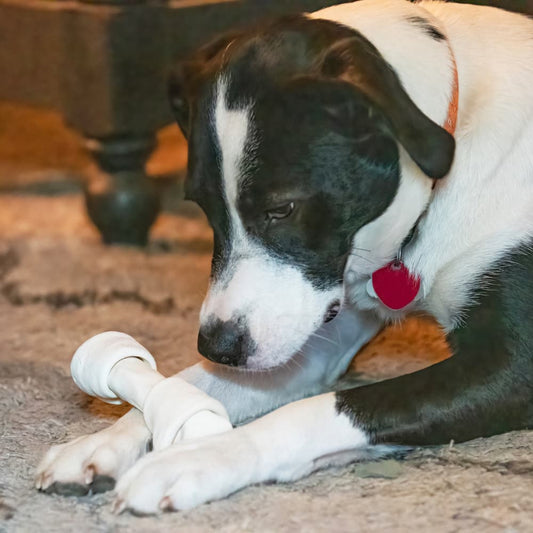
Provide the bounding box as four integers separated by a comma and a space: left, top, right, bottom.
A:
319, 36, 455, 179
168, 31, 242, 138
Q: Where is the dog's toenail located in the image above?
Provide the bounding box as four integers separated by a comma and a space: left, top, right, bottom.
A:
112, 498, 126, 515
159, 496, 174, 512
84, 465, 95, 485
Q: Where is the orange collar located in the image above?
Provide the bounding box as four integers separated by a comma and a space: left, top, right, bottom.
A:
444, 46, 459, 135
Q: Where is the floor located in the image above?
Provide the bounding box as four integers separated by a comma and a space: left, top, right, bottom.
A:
1, 102, 533, 532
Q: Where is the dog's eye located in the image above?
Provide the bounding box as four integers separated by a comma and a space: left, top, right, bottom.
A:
265, 202, 295, 223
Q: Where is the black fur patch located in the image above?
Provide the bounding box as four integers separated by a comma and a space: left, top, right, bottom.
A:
336, 243, 533, 445
406, 15, 446, 41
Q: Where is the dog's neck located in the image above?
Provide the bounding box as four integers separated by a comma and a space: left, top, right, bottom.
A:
395, 44, 459, 263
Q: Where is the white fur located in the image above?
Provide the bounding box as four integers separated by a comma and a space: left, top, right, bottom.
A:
201, 76, 344, 368
114, 393, 367, 513
202, 253, 344, 369
214, 77, 250, 244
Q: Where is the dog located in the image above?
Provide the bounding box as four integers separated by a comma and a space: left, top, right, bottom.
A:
37, 0, 533, 514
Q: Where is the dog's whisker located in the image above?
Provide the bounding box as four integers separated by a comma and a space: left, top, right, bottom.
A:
310, 332, 339, 347
334, 323, 342, 349
287, 356, 305, 373
348, 252, 374, 264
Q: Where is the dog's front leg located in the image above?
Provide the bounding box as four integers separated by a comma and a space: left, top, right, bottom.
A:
113, 347, 532, 513
113, 392, 366, 514
36, 408, 151, 495
178, 306, 381, 424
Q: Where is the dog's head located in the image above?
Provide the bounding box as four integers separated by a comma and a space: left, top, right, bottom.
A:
169, 16, 454, 370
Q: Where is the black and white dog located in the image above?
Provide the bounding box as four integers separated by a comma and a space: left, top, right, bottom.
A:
37, 0, 533, 514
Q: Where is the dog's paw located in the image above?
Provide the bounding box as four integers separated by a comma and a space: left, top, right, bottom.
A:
113, 430, 257, 514
35, 413, 151, 496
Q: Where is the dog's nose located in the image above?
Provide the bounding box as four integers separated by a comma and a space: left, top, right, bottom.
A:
197, 319, 249, 367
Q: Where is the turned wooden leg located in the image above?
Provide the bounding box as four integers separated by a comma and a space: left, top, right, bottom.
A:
83, 134, 160, 246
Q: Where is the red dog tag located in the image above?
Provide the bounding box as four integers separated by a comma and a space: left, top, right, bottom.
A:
370, 260, 421, 310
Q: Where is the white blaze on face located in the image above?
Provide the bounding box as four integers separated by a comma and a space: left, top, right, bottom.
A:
214, 77, 250, 244
199, 77, 342, 370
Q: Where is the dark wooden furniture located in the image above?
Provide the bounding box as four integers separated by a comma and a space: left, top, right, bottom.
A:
0, 0, 345, 244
